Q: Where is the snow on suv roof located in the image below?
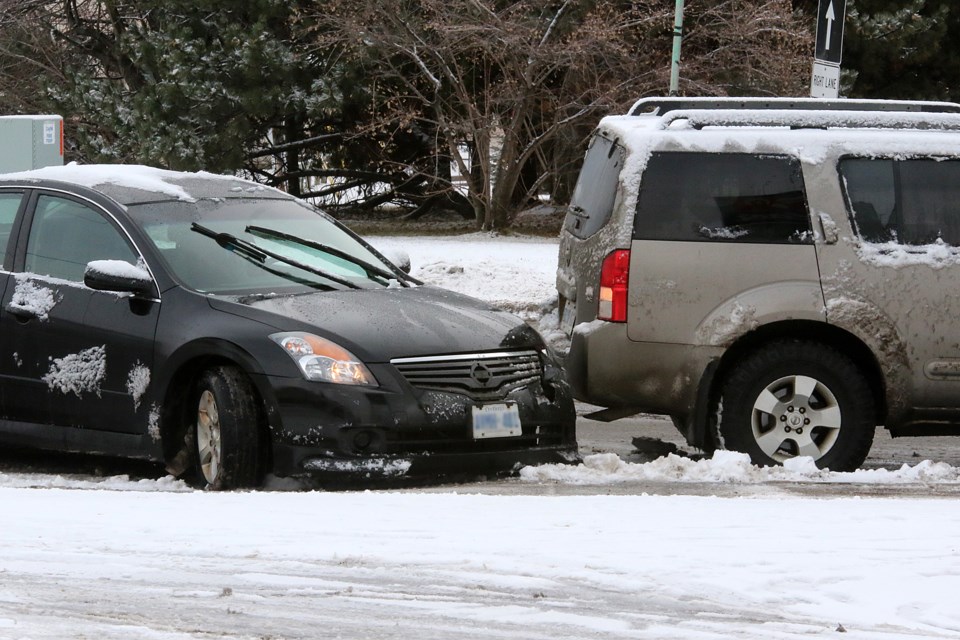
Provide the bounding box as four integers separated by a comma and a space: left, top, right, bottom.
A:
599, 98, 960, 171
0, 164, 285, 204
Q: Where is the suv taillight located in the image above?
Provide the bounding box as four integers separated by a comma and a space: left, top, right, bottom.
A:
598, 249, 630, 322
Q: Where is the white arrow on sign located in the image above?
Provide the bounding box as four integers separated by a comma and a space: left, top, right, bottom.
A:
824, 1, 836, 51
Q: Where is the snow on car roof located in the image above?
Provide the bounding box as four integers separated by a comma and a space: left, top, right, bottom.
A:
0, 163, 287, 204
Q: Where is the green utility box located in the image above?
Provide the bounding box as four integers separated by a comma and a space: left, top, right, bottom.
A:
0, 115, 64, 173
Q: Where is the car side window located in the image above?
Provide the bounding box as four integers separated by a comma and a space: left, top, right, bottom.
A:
838, 158, 896, 242
633, 152, 812, 243
25, 195, 139, 282
0, 192, 23, 268
564, 135, 624, 240
840, 157, 960, 246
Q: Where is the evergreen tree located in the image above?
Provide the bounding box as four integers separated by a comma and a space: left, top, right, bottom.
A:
794, 0, 960, 100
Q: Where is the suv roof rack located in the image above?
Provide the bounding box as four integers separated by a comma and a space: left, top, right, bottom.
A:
655, 109, 960, 132
628, 96, 960, 117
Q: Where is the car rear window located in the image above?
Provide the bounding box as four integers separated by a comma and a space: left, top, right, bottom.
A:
633, 152, 812, 243
563, 135, 624, 239
840, 157, 960, 245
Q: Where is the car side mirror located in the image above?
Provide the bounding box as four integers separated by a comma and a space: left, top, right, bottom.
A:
84, 260, 155, 297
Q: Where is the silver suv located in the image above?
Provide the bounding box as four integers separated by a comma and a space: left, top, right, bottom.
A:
557, 97, 960, 471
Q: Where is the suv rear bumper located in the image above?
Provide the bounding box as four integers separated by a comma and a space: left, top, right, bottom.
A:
566, 321, 722, 418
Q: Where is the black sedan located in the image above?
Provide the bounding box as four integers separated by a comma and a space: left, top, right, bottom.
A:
0, 166, 577, 489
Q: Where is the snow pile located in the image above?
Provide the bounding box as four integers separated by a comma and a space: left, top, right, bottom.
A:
521, 450, 960, 485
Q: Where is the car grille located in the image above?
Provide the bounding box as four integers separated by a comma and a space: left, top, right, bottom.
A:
390, 350, 543, 401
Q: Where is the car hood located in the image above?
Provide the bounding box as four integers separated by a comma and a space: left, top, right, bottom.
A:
208, 285, 544, 362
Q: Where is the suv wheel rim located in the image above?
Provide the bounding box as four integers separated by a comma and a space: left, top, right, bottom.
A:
751, 375, 842, 463
197, 390, 222, 485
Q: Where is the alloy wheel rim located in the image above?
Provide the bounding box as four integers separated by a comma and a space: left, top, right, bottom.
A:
197, 390, 222, 485
750, 374, 842, 463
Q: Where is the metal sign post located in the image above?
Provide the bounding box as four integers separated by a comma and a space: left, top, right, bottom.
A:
669, 0, 684, 96
810, 0, 846, 98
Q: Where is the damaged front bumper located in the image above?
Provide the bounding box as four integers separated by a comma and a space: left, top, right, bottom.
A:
255, 360, 579, 481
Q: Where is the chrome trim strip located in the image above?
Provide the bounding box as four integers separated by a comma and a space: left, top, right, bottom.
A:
390, 350, 540, 365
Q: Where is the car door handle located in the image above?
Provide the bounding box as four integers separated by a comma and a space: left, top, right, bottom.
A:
4, 303, 37, 322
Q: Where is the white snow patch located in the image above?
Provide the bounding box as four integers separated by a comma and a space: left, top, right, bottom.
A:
86, 259, 152, 281
303, 457, 412, 477
42, 346, 107, 397
698, 225, 749, 240
9, 277, 59, 321
857, 238, 960, 269
696, 301, 759, 346
1, 163, 264, 202
147, 404, 161, 442
126, 363, 151, 410
0, 474, 188, 492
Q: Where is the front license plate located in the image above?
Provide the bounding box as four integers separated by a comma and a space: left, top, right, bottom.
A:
472, 403, 522, 439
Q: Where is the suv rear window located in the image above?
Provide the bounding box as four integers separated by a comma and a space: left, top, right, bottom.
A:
840, 157, 960, 245
563, 135, 624, 239
633, 152, 811, 243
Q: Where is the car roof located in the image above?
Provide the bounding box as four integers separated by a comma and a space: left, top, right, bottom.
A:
0, 164, 291, 205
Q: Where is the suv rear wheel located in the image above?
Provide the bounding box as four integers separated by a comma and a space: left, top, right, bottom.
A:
718, 341, 875, 471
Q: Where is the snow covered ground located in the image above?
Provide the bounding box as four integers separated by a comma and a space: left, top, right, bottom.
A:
3, 234, 960, 640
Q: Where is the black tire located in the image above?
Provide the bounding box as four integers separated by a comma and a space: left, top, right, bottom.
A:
718, 341, 876, 471
191, 366, 266, 490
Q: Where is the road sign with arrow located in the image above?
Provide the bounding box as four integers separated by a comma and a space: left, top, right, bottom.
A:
810, 0, 846, 98
815, 0, 845, 64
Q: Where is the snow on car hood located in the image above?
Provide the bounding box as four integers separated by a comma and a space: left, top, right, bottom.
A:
209, 285, 545, 362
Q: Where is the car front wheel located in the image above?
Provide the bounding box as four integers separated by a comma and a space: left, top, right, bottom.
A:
192, 366, 266, 490
718, 341, 876, 471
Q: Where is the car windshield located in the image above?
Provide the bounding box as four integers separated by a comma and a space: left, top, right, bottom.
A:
128, 197, 404, 295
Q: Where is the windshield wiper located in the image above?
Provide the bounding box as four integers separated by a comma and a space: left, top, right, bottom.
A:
191, 222, 269, 263
245, 225, 417, 286
190, 223, 362, 290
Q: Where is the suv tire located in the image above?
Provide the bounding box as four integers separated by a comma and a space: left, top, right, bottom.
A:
718, 341, 875, 471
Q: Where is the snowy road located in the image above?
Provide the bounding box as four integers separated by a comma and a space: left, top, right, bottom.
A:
3, 488, 960, 640
3, 235, 960, 639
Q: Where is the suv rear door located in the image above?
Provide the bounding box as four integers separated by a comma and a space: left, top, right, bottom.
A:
627, 152, 825, 346
556, 134, 625, 330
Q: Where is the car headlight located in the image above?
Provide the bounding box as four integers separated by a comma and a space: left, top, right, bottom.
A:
270, 332, 377, 386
